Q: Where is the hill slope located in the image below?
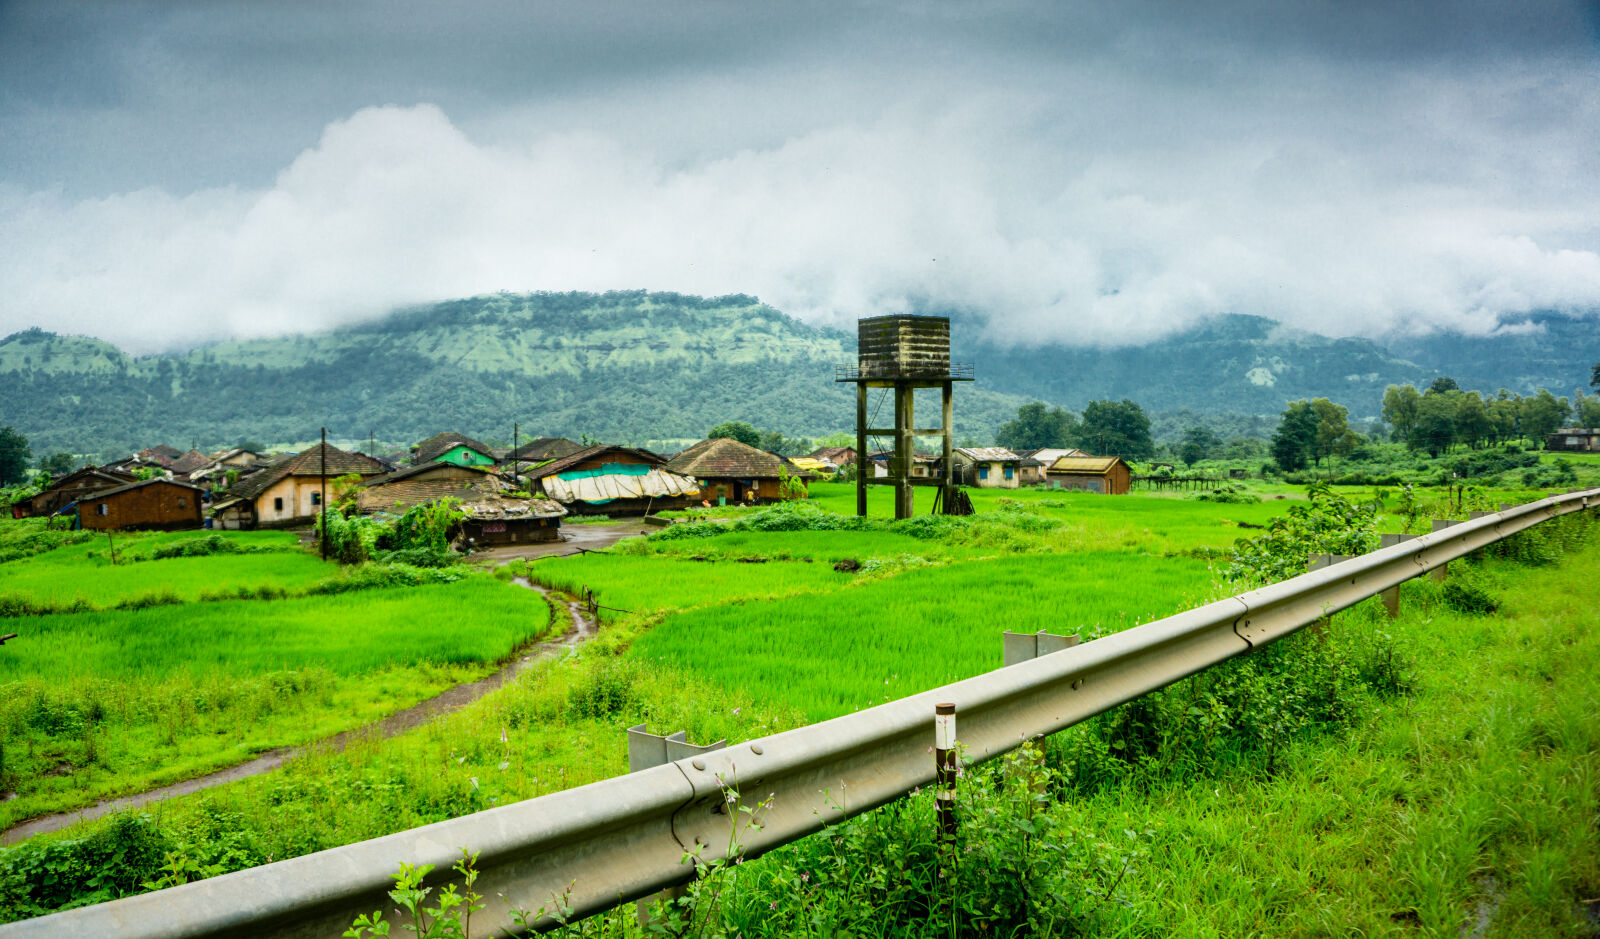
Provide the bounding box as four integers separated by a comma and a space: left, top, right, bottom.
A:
2, 292, 1596, 456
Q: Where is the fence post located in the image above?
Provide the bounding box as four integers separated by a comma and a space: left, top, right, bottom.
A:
935, 703, 957, 850
1377, 534, 1416, 618
1429, 519, 1460, 581
627, 725, 727, 930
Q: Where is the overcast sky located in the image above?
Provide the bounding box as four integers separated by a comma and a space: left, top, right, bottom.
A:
2, 0, 1599, 353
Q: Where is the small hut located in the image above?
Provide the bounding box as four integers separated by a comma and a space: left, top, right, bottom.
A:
522, 445, 699, 516
1044, 456, 1132, 494
81, 478, 204, 531
666, 437, 816, 505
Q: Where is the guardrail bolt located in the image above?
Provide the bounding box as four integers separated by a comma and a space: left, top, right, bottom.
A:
935, 702, 958, 848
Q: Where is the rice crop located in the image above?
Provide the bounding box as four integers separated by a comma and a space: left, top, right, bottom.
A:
526, 553, 849, 620
630, 551, 1221, 721
0, 552, 337, 610
0, 578, 549, 682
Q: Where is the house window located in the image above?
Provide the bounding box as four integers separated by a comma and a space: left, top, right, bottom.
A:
978, 465, 989, 480
177, 497, 186, 509
1004, 465, 1014, 480
96, 504, 108, 516
274, 497, 284, 512
311, 492, 321, 507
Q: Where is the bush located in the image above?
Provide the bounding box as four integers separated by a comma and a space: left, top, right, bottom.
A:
1225, 483, 1380, 585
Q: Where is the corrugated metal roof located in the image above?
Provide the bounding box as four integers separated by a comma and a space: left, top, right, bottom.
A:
1048, 456, 1123, 473
954, 447, 1021, 462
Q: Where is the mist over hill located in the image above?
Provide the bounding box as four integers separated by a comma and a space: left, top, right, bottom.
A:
1, 291, 1595, 457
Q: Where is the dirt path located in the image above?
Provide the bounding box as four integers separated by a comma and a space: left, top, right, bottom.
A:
0, 579, 596, 845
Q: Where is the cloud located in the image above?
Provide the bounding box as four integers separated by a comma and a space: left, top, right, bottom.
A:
3, 63, 1600, 354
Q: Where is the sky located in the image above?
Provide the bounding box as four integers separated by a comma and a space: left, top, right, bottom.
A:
2, 0, 1599, 354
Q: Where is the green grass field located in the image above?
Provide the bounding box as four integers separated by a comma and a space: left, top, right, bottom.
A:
0, 525, 553, 830
1, 487, 1597, 934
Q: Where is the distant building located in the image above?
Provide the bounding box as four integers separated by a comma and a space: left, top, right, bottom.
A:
809, 446, 857, 466
81, 478, 204, 531
412, 432, 498, 468
24, 467, 137, 518
1045, 456, 1132, 494
213, 443, 387, 529
1547, 428, 1600, 452
950, 447, 1024, 489
522, 445, 699, 516
667, 437, 817, 504
506, 437, 585, 463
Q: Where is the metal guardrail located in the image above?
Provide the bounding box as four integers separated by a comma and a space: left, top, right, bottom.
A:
7, 488, 1596, 938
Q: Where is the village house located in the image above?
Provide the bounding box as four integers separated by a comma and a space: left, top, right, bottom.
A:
357, 462, 567, 544
809, 445, 857, 466
1016, 456, 1047, 486
20, 467, 137, 518
950, 447, 1024, 489
521, 445, 699, 516
358, 462, 509, 513
666, 437, 817, 505
1045, 455, 1132, 494
506, 436, 584, 463
212, 443, 387, 529
411, 432, 498, 468
80, 478, 204, 531
1019, 447, 1088, 467
1547, 428, 1600, 452
867, 449, 940, 478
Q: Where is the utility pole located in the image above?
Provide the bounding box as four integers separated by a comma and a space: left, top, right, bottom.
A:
513, 421, 519, 466
320, 427, 328, 561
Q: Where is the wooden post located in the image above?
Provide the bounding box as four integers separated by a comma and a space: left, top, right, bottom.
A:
895, 383, 915, 520
319, 427, 328, 562
941, 380, 954, 514
855, 383, 868, 517
935, 702, 957, 849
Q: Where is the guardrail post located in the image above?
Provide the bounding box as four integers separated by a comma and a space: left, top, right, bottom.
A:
1001, 629, 1080, 667
627, 725, 727, 930
1377, 534, 1416, 617
935, 703, 957, 850
1305, 554, 1352, 629
1429, 519, 1460, 581
1468, 510, 1492, 520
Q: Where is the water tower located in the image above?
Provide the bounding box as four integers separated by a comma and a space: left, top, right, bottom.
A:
836, 314, 973, 519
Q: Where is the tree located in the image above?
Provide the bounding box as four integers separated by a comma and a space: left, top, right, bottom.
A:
707, 421, 759, 447
1308, 398, 1356, 463
1576, 393, 1600, 428
37, 452, 75, 475
1453, 393, 1493, 449
1518, 389, 1570, 445
1591, 361, 1599, 390
758, 430, 811, 457
995, 402, 1077, 451
0, 426, 31, 485
1177, 426, 1222, 467
1487, 390, 1521, 443
1427, 376, 1459, 395
1413, 392, 1458, 456
1271, 401, 1319, 471
1381, 385, 1421, 444
1075, 400, 1153, 460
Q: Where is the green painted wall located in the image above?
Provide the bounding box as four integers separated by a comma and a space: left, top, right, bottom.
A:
435, 445, 496, 467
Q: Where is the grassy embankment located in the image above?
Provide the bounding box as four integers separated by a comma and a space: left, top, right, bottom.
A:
2, 484, 1596, 934
0, 523, 552, 831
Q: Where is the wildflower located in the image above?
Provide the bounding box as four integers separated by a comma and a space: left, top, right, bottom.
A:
731, 707, 741, 716
769, 901, 778, 911
800, 872, 810, 883
725, 791, 738, 804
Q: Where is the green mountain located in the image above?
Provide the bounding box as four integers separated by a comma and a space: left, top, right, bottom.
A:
0, 292, 1031, 457
2, 292, 1595, 458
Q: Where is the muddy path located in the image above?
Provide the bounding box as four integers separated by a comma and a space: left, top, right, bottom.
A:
1, 578, 596, 845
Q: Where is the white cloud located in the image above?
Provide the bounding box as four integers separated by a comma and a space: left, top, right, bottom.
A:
3, 84, 1600, 354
